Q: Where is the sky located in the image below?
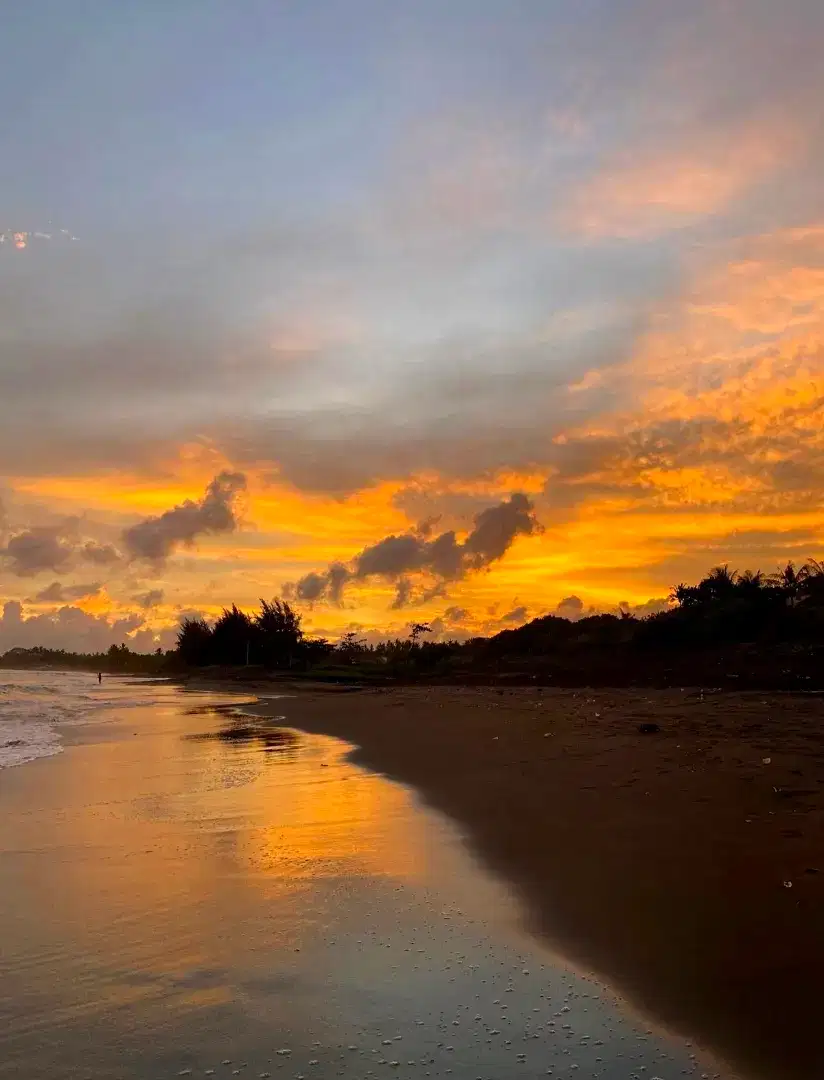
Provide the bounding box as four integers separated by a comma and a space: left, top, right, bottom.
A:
2, 0, 824, 652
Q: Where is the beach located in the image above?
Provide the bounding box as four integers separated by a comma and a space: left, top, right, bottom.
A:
0, 672, 727, 1080
234, 683, 824, 1080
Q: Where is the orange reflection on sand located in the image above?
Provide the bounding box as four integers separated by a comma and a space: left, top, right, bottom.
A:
233, 734, 428, 886
9, 695, 429, 1012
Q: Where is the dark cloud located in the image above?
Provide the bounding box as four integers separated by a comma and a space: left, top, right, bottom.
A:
554, 595, 608, 621
31, 581, 102, 603
555, 595, 585, 618
415, 516, 441, 539
390, 577, 414, 610
463, 494, 540, 566
1, 521, 121, 579
224, 340, 623, 496
122, 472, 246, 562
288, 494, 541, 606
425, 616, 476, 644
286, 561, 350, 604
354, 533, 441, 579
443, 606, 469, 622
352, 494, 538, 582
134, 589, 164, 609
500, 604, 528, 624
1, 526, 74, 577
284, 571, 323, 602
82, 541, 121, 565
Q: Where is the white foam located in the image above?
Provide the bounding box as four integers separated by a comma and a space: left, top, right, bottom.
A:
0, 671, 238, 769
0, 671, 135, 768
0, 716, 63, 767
0, 675, 79, 767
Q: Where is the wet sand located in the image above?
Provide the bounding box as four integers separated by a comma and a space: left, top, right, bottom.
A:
0, 678, 726, 1080
239, 684, 824, 1080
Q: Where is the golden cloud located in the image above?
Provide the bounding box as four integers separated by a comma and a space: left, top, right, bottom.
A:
6, 225, 824, 639
547, 224, 824, 550
561, 118, 798, 239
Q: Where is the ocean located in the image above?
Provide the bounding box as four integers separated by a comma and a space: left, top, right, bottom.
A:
0, 665, 150, 768
0, 669, 172, 768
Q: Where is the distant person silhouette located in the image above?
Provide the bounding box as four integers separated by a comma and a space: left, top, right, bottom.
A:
98, 672, 102, 684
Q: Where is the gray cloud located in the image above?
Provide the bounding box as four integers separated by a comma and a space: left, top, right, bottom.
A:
1, 521, 122, 579
354, 534, 429, 579
353, 494, 539, 581
555, 595, 585, 619
422, 616, 476, 644
223, 327, 635, 496
0, 191, 655, 495
2, 0, 823, 511
289, 494, 540, 606
390, 577, 414, 610
1, 526, 75, 577
0, 600, 153, 654
122, 472, 246, 562
31, 581, 102, 603
463, 495, 541, 567
443, 606, 469, 622
134, 589, 164, 609
82, 541, 121, 566
500, 604, 528, 624
286, 561, 350, 604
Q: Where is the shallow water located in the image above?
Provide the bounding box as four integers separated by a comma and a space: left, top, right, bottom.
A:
0, 668, 184, 766
0, 674, 729, 1079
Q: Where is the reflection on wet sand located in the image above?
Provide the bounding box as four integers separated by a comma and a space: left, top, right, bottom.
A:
184, 706, 301, 756
0, 681, 727, 1080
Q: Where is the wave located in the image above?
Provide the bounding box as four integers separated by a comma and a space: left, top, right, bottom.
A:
0, 682, 60, 696
0, 671, 168, 769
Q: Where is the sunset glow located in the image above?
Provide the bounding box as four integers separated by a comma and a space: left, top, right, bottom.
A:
2, 2, 824, 651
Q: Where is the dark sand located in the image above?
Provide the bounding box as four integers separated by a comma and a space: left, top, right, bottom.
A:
240, 684, 824, 1080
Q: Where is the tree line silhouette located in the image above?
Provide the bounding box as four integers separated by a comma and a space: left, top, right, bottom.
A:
5, 560, 824, 688
176, 599, 320, 668
0, 642, 167, 674
168, 560, 824, 688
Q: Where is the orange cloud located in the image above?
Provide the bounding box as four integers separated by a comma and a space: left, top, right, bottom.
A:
8, 225, 824, 640
533, 225, 824, 590
561, 119, 797, 239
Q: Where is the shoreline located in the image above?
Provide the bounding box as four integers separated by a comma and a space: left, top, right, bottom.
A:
232, 682, 824, 1080
0, 675, 733, 1080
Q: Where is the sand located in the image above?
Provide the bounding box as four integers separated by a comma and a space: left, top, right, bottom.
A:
240, 683, 824, 1080
0, 675, 722, 1080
